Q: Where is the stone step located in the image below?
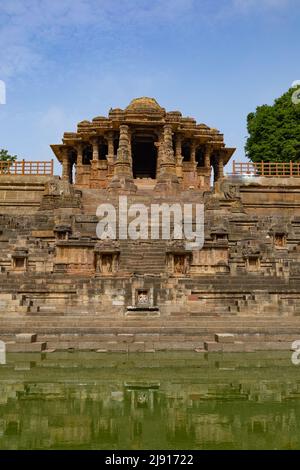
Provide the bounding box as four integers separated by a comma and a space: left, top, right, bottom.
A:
2, 316, 300, 326
15, 333, 37, 343
204, 340, 293, 353
43, 340, 204, 351
215, 333, 235, 343
6, 341, 47, 352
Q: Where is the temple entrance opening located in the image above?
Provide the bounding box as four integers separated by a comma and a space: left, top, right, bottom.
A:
132, 138, 157, 179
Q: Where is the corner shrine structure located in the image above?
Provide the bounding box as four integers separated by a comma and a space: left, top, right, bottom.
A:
1, 97, 300, 353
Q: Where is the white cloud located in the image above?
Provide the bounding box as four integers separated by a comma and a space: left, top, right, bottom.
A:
0, 0, 295, 79
0, 0, 198, 78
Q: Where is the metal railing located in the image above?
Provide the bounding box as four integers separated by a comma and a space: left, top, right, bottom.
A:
0, 160, 54, 176
231, 160, 300, 177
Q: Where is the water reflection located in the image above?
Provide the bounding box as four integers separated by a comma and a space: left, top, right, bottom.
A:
0, 352, 300, 449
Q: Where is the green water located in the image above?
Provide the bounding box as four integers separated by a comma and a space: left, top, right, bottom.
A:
0, 351, 300, 450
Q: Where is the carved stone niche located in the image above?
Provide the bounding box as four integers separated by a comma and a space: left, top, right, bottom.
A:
166, 241, 192, 275
269, 225, 288, 249
94, 241, 120, 275
11, 249, 28, 272
54, 224, 72, 241
242, 243, 261, 272
126, 279, 159, 316
246, 255, 260, 272
136, 289, 151, 307
210, 226, 228, 243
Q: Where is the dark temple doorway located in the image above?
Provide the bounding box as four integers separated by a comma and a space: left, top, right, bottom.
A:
132, 140, 157, 179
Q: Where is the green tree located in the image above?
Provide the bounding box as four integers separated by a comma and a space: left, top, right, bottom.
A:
245, 87, 300, 163
0, 149, 17, 163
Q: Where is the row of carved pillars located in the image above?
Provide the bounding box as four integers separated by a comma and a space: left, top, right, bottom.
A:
61, 126, 224, 183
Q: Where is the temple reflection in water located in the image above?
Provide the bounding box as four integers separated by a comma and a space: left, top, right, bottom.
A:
0, 352, 300, 450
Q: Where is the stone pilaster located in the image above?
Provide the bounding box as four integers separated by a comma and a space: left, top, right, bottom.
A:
155, 124, 180, 193
108, 125, 137, 193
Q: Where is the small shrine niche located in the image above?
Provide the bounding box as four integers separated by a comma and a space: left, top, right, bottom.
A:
136, 289, 150, 307
11, 250, 28, 272
54, 225, 72, 241
95, 252, 119, 275
94, 241, 120, 276
166, 240, 192, 275
126, 284, 159, 316
173, 254, 188, 274
269, 225, 288, 250
210, 227, 228, 243
274, 232, 286, 249
246, 255, 260, 272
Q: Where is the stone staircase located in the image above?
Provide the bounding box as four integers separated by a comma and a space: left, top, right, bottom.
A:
119, 240, 167, 274
5, 333, 47, 353
1, 315, 300, 352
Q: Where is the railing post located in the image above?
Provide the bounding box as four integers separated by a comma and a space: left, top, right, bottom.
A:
22, 159, 25, 176
290, 161, 293, 177
51, 159, 54, 176
233, 160, 236, 175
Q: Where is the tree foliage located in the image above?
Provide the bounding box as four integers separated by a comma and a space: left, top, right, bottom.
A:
245, 87, 300, 163
0, 149, 17, 163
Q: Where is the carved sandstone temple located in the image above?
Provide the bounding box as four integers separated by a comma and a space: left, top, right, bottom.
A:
50, 97, 234, 191
1, 97, 300, 353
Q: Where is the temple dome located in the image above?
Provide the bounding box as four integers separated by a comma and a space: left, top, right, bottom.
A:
125, 97, 163, 113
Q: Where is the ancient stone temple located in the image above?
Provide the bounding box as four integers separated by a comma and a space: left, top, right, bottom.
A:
1, 97, 300, 353
50, 97, 235, 191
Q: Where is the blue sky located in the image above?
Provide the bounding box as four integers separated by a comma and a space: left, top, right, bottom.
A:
0, 0, 299, 174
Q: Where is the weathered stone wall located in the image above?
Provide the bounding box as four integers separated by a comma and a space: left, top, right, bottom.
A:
0, 175, 59, 214
226, 176, 300, 216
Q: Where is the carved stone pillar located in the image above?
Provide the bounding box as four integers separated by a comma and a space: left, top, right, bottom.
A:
155, 130, 164, 173
175, 134, 183, 181
106, 132, 115, 161
106, 131, 115, 176
212, 153, 224, 184
61, 147, 70, 182
77, 143, 83, 166
204, 144, 212, 168
75, 143, 83, 185
190, 141, 196, 164
92, 138, 99, 161
155, 124, 180, 193
197, 143, 212, 191
90, 137, 100, 187
128, 128, 132, 165
217, 153, 224, 180
108, 125, 136, 193
175, 134, 183, 164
